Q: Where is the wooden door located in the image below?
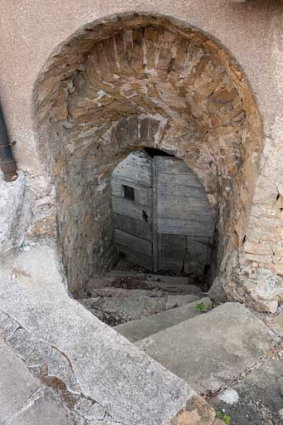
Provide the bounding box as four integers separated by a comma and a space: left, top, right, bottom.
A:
153, 156, 214, 275
111, 151, 214, 275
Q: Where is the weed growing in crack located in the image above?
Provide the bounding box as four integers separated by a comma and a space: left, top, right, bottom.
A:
216, 411, 231, 424
195, 302, 213, 313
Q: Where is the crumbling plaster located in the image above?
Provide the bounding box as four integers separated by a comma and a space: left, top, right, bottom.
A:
0, 1, 282, 310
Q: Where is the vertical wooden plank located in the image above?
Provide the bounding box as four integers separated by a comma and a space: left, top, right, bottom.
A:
158, 234, 186, 273
111, 150, 154, 270
152, 157, 159, 272
155, 155, 214, 275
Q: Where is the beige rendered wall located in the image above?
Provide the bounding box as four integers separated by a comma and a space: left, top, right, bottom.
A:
0, 0, 282, 310
0, 1, 281, 172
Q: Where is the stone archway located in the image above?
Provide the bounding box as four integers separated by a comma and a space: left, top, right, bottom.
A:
33, 13, 262, 294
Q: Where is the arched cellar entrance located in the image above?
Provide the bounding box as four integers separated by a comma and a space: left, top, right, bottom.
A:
111, 148, 215, 280
33, 13, 262, 297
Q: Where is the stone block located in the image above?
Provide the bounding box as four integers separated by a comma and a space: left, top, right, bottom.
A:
267, 314, 283, 336
8, 388, 78, 425
250, 267, 283, 302
170, 395, 215, 425
0, 343, 39, 423
243, 241, 273, 256
0, 172, 29, 252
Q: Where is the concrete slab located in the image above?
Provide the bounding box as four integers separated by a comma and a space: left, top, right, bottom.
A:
210, 358, 283, 425
0, 340, 39, 423
0, 338, 79, 425
0, 245, 197, 425
136, 303, 277, 394
115, 297, 211, 342
8, 390, 78, 425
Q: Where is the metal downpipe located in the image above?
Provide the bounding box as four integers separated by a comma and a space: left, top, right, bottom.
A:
0, 103, 17, 182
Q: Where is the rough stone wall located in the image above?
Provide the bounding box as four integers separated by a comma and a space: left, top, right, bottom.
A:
210, 13, 283, 313
33, 16, 262, 294
0, 172, 31, 252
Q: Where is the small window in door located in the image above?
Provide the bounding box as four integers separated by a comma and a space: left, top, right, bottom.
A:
123, 185, 135, 201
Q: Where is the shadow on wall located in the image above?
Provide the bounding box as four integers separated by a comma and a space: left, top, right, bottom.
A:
32, 13, 262, 294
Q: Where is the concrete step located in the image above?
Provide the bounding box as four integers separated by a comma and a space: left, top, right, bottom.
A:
115, 297, 212, 342
79, 288, 201, 326
136, 302, 276, 394
1, 245, 203, 425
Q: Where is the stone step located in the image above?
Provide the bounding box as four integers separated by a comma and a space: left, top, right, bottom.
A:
115, 297, 212, 342
85, 276, 200, 295
136, 303, 276, 394
106, 269, 191, 285
88, 271, 202, 294
79, 288, 201, 326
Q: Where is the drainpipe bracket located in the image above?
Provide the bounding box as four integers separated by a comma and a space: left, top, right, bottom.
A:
0, 141, 16, 149
0, 157, 18, 181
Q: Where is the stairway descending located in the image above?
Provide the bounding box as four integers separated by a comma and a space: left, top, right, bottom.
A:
114, 296, 211, 342
134, 303, 275, 395
79, 270, 204, 326
78, 268, 277, 422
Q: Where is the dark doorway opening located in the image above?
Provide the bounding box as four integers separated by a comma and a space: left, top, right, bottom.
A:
143, 147, 174, 158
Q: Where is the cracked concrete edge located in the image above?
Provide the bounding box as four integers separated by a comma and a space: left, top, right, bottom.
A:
0, 244, 222, 424
2, 387, 46, 425
0, 310, 119, 424
0, 310, 220, 425
0, 301, 218, 425
0, 296, 221, 425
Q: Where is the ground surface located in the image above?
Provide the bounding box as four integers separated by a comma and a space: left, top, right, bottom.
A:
0, 244, 282, 425
210, 358, 283, 425
0, 338, 79, 425
0, 245, 199, 425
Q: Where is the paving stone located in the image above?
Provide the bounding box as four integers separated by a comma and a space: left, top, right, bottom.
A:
0, 335, 5, 348
47, 348, 81, 394
74, 397, 93, 415
26, 340, 53, 368
87, 402, 106, 420
0, 342, 40, 423
7, 328, 35, 361
0, 317, 19, 340
8, 388, 78, 425
210, 358, 283, 425
136, 303, 276, 393
0, 310, 8, 323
